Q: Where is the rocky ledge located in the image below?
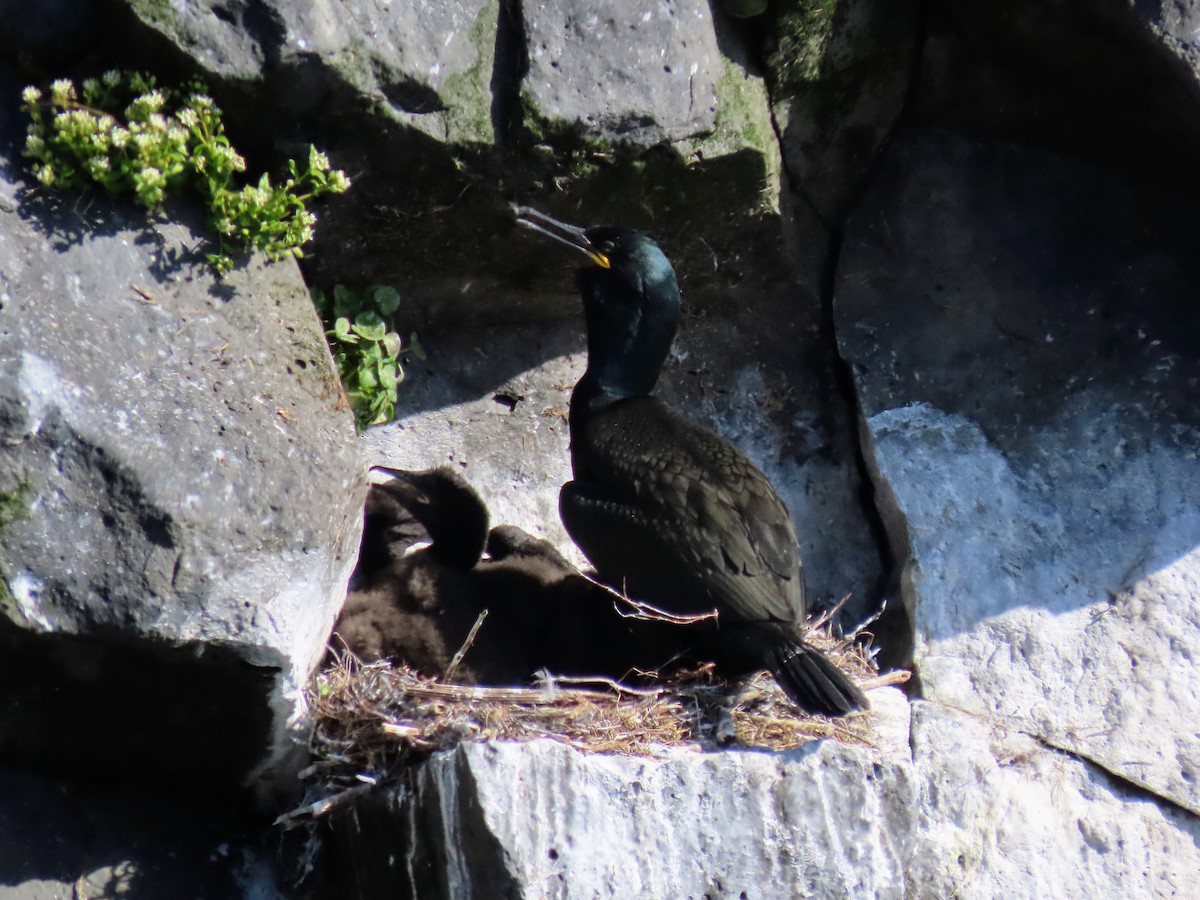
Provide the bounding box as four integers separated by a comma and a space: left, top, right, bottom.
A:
1, 0, 1198, 897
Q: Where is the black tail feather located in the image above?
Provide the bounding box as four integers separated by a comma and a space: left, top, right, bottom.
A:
767, 639, 869, 717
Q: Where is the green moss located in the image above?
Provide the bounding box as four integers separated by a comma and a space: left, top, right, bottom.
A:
688, 58, 780, 211
715, 59, 772, 153
334, 41, 381, 96
0, 482, 32, 533
517, 92, 616, 185
0, 482, 33, 624
439, 0, 498, 144
0, 576, 14, 622
772, 0, 840, 91
126, 0, 177, 28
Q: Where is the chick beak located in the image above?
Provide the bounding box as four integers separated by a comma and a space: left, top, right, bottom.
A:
513, 205, 611, 269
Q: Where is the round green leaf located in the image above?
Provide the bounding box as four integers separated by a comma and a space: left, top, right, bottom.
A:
351, 311, 387, 341
370, 285, 401, 315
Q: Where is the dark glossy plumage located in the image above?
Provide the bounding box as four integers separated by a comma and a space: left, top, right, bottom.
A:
332, 466, 491, 677
517, 209, 867, 716
333, 465, 680, 684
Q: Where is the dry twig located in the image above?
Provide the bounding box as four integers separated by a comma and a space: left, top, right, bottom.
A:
283, 611, 910, 828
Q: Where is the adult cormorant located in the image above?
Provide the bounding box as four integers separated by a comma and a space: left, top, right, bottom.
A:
516, 207, 867, 716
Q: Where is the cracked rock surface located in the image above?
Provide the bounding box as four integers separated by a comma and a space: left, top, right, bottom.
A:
2, 0, 1200, 895
837, 129, 1200, 815
0, 69, 363, 806
327, 694, 1200, 899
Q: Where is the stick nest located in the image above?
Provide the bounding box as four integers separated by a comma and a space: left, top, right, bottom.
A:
285, 619, 909, 826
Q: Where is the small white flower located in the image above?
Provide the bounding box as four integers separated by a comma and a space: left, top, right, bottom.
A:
308, 147, 330, 172
21, 86, 42, 105
240, 185, 268, 208
50, 79, 75, 105
137, 166, 165, 188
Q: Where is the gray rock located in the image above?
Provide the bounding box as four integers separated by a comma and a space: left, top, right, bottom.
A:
771, 0, 921, 224
917, 0, 1200, 160
0, 121, 363, 802
124, 0, 498, 144
0, 0, 93, 59
908, 701, 1200, 898
324, 693, 1200, 898
836, 129, 1200, 812
333, 688, 918, 900
362, 322, 582, 562
521, 0, 722, 147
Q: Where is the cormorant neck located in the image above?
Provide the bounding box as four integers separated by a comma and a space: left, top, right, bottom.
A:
428, 522, 488, 569
576, 261, 679, 401
419, 476, 490, 569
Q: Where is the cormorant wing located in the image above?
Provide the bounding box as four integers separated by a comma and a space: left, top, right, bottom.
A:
567, 395, 804, 624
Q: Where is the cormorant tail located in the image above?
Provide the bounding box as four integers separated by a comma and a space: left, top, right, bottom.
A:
767, 639, 869, 717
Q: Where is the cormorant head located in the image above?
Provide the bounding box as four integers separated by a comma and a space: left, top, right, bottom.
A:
515, 207, 680, 398
366, 466, 489, 568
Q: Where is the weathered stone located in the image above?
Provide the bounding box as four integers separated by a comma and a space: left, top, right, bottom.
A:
124, 0, 498, 144
908, 701, 1200, 898
836, 129, 1200, 812
0, 0, 93, 60
329, 688, 917, 900
947, 0, 1200, 113
521, 0, 722, 147
519, 1, 780, 203
770, 0, 921, 224
323, 693, 1200, 898
917, 0, 1200, 164
362, 322, 581, 562
0, 85, 363, 802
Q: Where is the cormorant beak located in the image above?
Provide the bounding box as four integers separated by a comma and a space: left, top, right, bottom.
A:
368, 466, 408, 485
513, 205, 611, 269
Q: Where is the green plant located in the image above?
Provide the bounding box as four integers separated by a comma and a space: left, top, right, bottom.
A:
0, 482, 33, 533
312, 284, 423, 431
20, 72, 350, 274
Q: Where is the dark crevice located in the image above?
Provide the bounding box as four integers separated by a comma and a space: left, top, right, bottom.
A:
820, 224, 913, 676
378, 78, 445, 116
239, 0, 287, 69
759, 3, 932, 678
490, 0, 527, 146
1031, 733, 1200, 824
821, 0, 931, 680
